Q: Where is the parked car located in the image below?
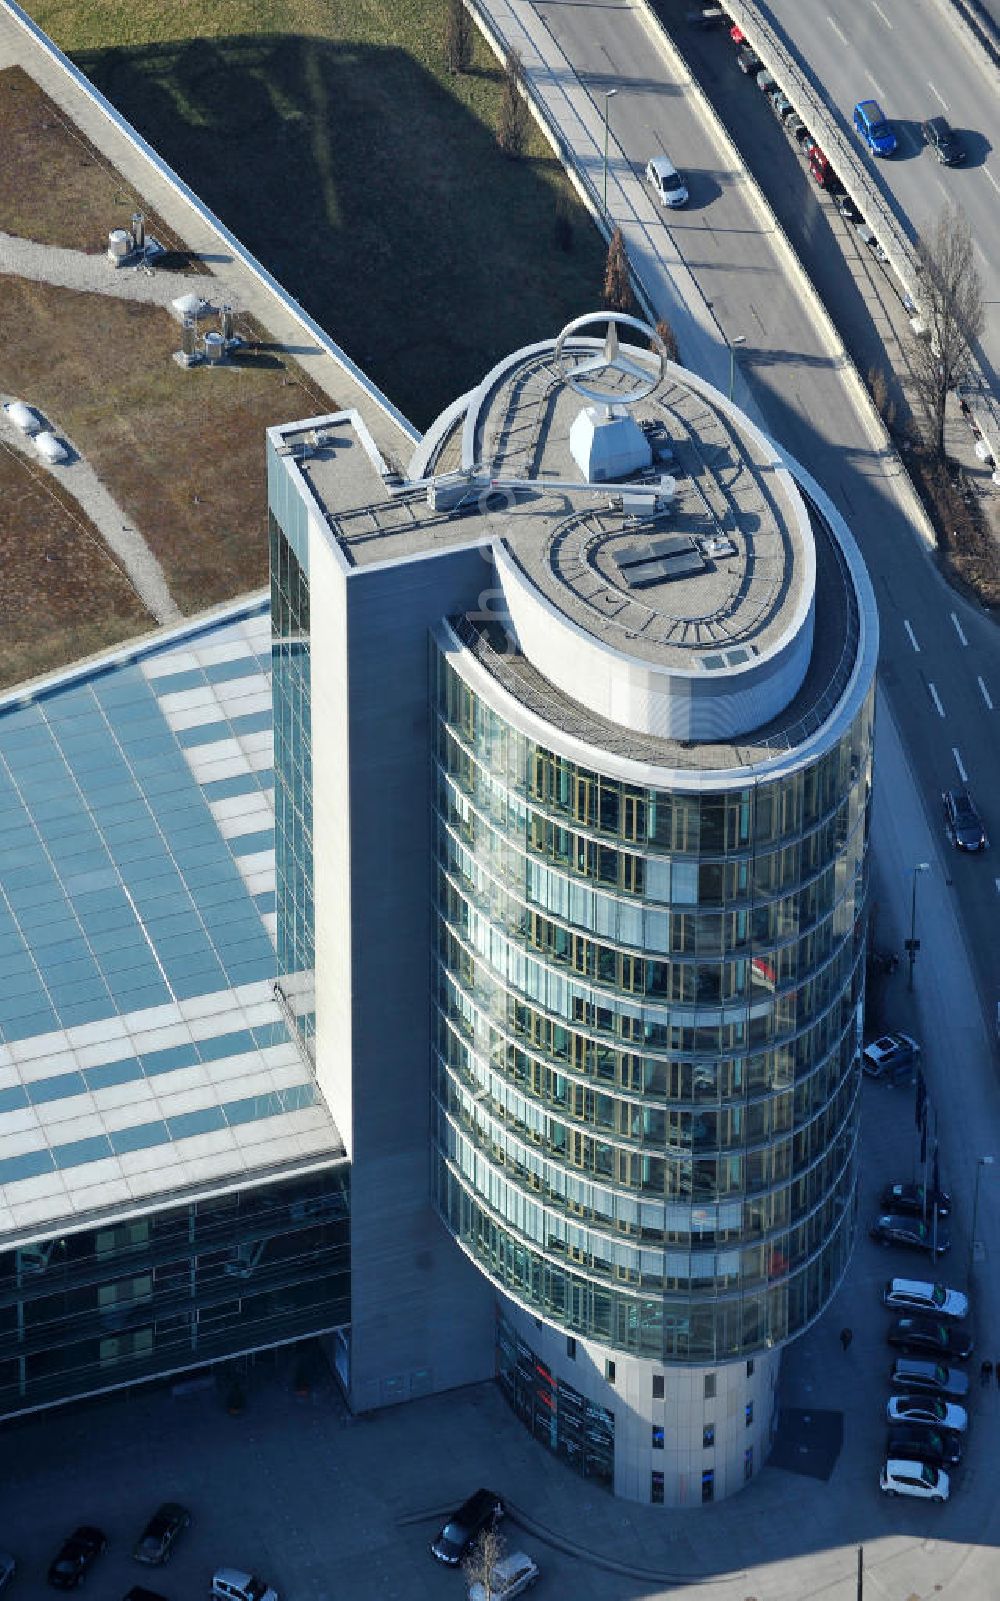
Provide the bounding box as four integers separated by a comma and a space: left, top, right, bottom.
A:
880, 1182, 951, 1220
890, 1358, 969, 1399
856, 222, 890, 262
431, 1489, 504, 1566
47, 1528, 108, 1590
468, 1551, 540, 1601
729, 22, 745, 42
922, 116, 965, 165
210, 1572, 278, 1601
686, 4, 728, 26
784, 113, 807, 142
0, 1554, 14, 1595
835, 193, 863, 223
887, 1424, 963, 1467
880, 1458, 949, 1501
888, 1316, 974, 1361
862, 1032, 919, 1080
769, 92, 794, 122
133, 1503, 190, 1566
756, 67, 777, 92
645, 156, 689, 209
886, 1393, 968, 1432
736, 43, 761, 73
870, 1214, 950, 1256
942, 787, 987, 851
883, 1279, 967, 1320
854, 98, 897, 156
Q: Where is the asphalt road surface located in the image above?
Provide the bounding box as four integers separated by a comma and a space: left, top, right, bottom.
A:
536, 0, 1000, 1073
758, 0, 1000, 386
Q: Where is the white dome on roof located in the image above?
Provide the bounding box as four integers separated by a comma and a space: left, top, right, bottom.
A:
34, 431, 69, 464
171, 291, 211, 319
5, 399, 41, 434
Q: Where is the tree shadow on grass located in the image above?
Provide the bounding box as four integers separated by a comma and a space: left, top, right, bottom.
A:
76, 32, 606, 430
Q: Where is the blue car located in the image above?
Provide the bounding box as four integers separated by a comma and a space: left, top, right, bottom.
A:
854, 99, 896, 156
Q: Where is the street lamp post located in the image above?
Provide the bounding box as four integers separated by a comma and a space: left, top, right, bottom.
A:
728, 334, 746, 401
905, 862, 929, 992
968, 1155, 994, 1280
602, 89, 618, 212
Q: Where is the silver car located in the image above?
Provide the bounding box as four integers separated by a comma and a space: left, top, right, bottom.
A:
884, 1278, 968, 1321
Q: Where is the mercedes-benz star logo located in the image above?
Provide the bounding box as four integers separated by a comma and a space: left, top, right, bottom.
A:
553, 311, 666, 409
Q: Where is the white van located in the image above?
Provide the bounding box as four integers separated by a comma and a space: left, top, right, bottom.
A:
468, 1551, 539, 1601
210, 1570, 278, 1601
645, 155, 689, 208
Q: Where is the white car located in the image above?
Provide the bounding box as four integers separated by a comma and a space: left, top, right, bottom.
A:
468, 1552, 539, 1601
886, 1393, 968, 1432
862, 1032, 919, 1079
884, 1278, 968, 1321
880, 1458, 949, 1502
645, 156, 689, 208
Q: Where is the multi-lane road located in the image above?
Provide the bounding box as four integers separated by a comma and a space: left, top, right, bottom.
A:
531, 0, 1000, 1048
756, 0, 1000, 385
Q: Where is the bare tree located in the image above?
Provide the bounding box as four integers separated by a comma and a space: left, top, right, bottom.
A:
463, 1526, 507, 1601
497, 49, 530, 157
656, 317, 681, 365
444, 0, 473, 74
603, 226, 635, 315
909, 203, 984, 460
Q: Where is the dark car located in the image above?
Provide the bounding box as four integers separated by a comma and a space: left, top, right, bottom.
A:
887, 1425, 962, 1467
736, 43, 761, 73
880, 1182, 951, 1220
132, 1504, 190, 1566
47, 1528, 107, 1589
835, 193, 863, 224
922, 116, 965, 165
431, 1488, 504, 1565
888, 1316, 974, 1361
870, 1214, 950, 1256
943, 787, 986, 851
890, 1358, 970, 1399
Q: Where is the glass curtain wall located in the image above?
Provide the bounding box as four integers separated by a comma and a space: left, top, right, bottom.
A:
0, 1169, 349, 1419
270, 508, 315, 1050
432, 643, 874, 1363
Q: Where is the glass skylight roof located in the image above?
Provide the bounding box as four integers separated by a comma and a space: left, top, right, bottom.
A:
0, 601, 339, 1241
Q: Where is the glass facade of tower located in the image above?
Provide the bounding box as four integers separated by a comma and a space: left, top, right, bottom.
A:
269, 505, 315, 1050
432, 641, 874, 1365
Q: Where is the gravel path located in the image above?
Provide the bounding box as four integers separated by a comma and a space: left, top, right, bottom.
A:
0, 228, 221, 308
1, 406, 181, 625
0, 230, 235, 624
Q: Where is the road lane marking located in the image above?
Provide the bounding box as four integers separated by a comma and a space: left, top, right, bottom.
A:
985, 168, 1000, 196
979, 676, 993, 710
866, 71, 886, 95
929, 683, 945, 717
904, 620, 920, 652
871, 0, 893, 24
951, 612, 968, 646
927, 80, 948, 110
953, 748, 968, 782
828, 14, 849, 44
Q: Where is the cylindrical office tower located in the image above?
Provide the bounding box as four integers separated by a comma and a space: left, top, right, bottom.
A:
430, 321, 877, 1504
